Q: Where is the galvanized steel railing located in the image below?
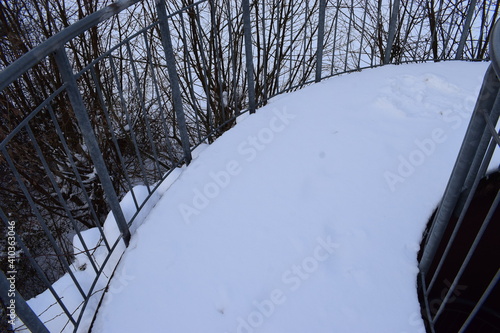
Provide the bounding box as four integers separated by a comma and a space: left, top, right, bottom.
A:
0, 0, 497, 332
418, 18, 500, 333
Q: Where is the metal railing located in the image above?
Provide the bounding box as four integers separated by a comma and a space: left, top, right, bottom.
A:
0, 0, 497, 332
418, 18, 500, 333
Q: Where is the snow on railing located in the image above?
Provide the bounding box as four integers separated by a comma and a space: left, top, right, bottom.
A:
0, 0, 497, 331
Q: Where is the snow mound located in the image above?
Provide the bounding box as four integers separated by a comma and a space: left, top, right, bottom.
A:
34, 61, 499, 333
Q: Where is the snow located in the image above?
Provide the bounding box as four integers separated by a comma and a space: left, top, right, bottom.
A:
18, 185, 164, 333
25, 61, 499, 333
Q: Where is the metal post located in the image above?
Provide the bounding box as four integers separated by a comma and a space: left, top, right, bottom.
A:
242, 0, 256, 114
457, 269, 500, 333
454, 93, 500, 217
261, 0, 268, 105
156, 0, 192, 164
0, 270, 50, 333
344, 0, 354, 71
433, 191, 499, 323
53, 48, 131, 247
491, 17, 500, 76
315, 0, 327, 83
455, 0, 477, 60
455, 25, 500, 193
384, 0, 400, 64
419, 65, 500, 275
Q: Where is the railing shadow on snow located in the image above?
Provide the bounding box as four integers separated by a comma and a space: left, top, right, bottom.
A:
0, 0, 497, 331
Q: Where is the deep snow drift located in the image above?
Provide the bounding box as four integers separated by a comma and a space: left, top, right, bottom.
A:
28, 61, 499, 333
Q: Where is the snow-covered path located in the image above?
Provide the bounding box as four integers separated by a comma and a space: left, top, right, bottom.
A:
91, 62, 492, 333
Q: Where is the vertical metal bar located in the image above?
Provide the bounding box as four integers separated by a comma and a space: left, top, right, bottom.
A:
344, 0, 354, 71
274, 0, 282, 93
156, 0, 192, 164
419, 272, 437, 333
419, 64, 500, 275
455, 99, 500, 218
0, 270, 50, 333
261, 0, 268, 105
374, 0, 382, 65
331, 0, 340, 74
289, 2, 294, 84
427, 129, 499, 293
242, 0, 256, 114
315, 0, 327, 82
491, 14, 500, 78
384, 0, 400, 64
457, 268, 500, 333
303, 0, 309, 81
455, 0, 478, 60
53, 48, 131, 246
357, 0, 369, 69
434, 190, 499, 322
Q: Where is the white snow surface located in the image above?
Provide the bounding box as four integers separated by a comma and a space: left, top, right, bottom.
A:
29, 61, 500, 333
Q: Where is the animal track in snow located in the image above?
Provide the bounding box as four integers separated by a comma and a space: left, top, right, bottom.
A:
374, 73, 472, 120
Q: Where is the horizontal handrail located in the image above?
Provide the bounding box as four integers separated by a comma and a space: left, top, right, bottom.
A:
0, 0, 143, 92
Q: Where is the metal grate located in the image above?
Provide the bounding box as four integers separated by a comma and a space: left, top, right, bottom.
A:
418, 19, 500, 333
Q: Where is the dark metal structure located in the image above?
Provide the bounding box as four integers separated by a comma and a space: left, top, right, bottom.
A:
418, 19, 500, 333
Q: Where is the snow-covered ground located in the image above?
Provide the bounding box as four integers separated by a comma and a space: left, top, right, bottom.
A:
26, 61, 500, 333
